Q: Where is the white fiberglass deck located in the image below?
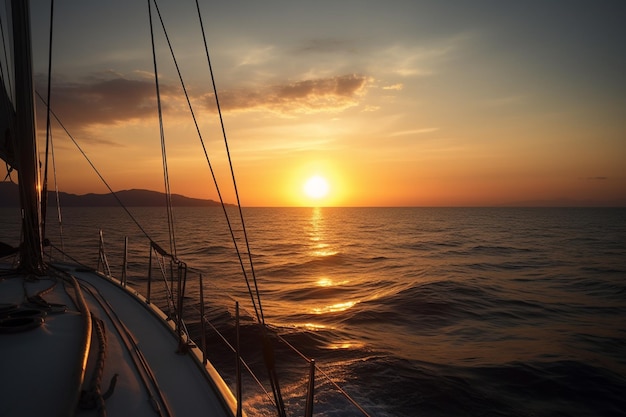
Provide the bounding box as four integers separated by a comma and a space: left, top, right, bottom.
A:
0, 264, 237, 417
68, 264, 237, 417
0, 271, 86, 417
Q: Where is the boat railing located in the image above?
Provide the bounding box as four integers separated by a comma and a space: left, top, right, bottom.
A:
96, 229, 112, 278
46, 232, 371, 417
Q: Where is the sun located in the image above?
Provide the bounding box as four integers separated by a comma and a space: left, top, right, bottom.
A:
303, 175, 330, 199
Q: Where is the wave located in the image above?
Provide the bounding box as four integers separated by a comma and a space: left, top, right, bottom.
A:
340, 280, 499, 327
469, 244, 534, 255
336, 356, 626, 417
566, 278, 626, 300
178, 244, 232, 258
262, 252, 354, 278
280, 285, 358, 302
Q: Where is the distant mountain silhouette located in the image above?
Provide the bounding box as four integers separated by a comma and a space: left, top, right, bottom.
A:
0, 182, 227, 207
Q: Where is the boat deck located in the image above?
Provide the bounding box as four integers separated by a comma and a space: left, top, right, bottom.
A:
0, 264, 237, 417
0, 271, 86, 417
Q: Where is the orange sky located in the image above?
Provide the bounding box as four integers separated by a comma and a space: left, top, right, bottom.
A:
2, 1, 625, 207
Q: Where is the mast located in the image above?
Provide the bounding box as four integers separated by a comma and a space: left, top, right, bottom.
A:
12, 0, 44, 273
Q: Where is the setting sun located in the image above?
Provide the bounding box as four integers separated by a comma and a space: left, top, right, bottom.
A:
303, 175, 330, 199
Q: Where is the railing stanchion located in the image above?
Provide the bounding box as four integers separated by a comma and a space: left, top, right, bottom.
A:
236, 301, 242, 417
305, 359, 315, 417
147, 243, 153, 304
199, 273, 207, 364
97, 229, 111, 277
176, 262, 187, 351
122, 236, 128, 286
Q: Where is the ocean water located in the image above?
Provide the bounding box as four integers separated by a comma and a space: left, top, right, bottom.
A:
1, 206, 626, 416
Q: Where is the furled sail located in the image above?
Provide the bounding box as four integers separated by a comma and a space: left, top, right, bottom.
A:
0, 70, 16, 169
2, 0, 44, 273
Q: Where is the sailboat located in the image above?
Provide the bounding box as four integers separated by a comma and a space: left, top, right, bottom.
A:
0, 1, 368, 416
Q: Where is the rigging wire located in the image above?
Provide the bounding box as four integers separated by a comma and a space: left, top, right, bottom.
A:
147, 0, 176, 258
192, 0, 267, 325
34, 91, 154, 244
43, 4, 66, 257
49, 118, 65, 254
41, 0, 54, 241
185, 267, 372, 417
149, 0, 263, 323
148, 2, 286, 413
2, 162, 12, 181
192, 2, 286, 415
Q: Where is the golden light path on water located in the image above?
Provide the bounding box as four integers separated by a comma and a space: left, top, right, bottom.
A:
311, 300, 357, 315
254, 207, 411, 352
256, 207, 409, 352
283, 207, 369, 350
309, 208, 358, 314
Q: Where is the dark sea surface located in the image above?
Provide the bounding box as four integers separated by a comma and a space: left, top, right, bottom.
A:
1, 206, 626, 416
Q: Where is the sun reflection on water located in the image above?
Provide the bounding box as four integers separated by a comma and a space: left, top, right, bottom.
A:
326, 341, 365, 350
315, 277, 350, 288
308, 207, 340, 257
312, 300, 357, 314
304, 208, 361, 315
316, 277, 333, 287
312, 244, 338, 257
301, 322, 327, 330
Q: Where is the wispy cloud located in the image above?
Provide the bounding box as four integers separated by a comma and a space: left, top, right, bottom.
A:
207, 74, 371, 114
235, 45, 276, 67
479, 94, 526, 107
378, 34, 471, 77
383, 83, 404, 91
291, 38, 357, 55
389, 128, 439, 137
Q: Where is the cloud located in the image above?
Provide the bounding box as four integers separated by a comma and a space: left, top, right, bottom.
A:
291, 38, 357, 55
208, 73, 371, 114
390, 128, 439, 137
479, 95, 526, 107
383, 83, 404, 91
35, 74, 170, 132
35, 72, 370, 139
379, 34, 471, 77
235, 45, 276, 67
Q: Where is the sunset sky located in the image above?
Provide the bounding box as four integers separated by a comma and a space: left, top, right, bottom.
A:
3, 1, 625, 206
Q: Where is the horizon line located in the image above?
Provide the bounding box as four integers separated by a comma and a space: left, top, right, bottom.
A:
1, 182, 624, 209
